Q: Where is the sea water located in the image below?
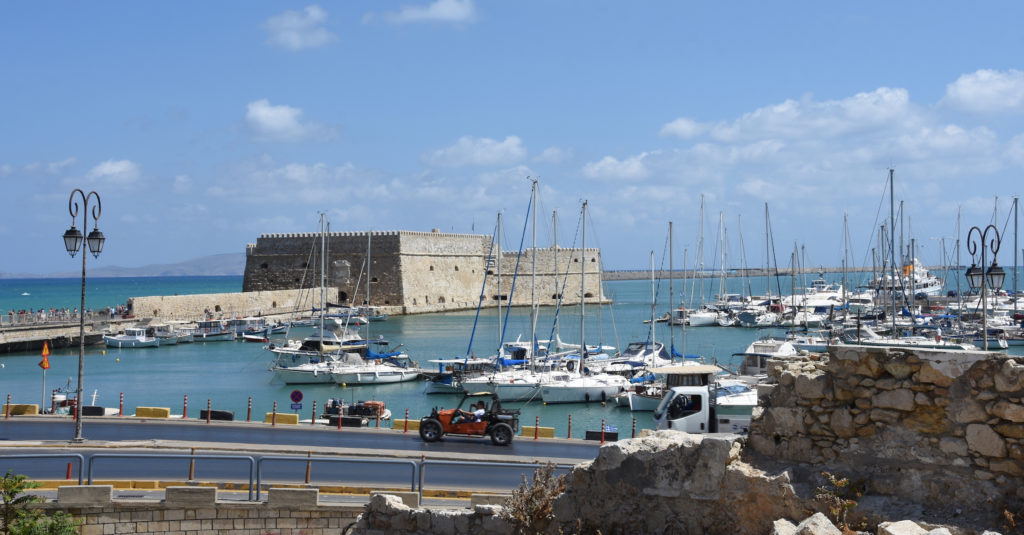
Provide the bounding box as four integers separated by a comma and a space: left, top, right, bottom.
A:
0, 272, 1021, 438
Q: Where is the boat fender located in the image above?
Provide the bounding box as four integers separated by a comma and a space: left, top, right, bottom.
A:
600, 391, 607, 402
268, 343, 276, 349
584, 393, 590, 402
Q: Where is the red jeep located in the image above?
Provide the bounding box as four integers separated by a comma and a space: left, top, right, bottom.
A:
419, 392, 520, 446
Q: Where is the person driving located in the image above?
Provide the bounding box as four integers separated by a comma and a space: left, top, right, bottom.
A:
458, 400, 487, 423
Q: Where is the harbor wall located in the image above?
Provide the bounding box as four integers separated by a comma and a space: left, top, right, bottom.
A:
749, 346, 1024, 516
242, 230, 606, 315
128, 288, 338, 321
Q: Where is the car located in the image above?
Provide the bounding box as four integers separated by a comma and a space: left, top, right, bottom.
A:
419, 392, 520, 446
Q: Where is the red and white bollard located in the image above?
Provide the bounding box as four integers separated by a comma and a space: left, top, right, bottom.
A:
246, 396, 252, 422
118, 392, 124, 417
206, 399, 212, 424
272, 401, 277, 426
600, 418, 606, 445
403, 409, 409, 433
182, 394, 188, 419
534, 415, 540, 440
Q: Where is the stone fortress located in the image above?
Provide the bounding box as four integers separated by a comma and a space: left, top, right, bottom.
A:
241, 229, 606, 315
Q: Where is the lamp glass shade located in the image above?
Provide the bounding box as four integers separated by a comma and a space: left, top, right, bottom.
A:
86, 228, 105, 257
965, 264, 984, 290
63, 226, 83, 257
987, 263, 1006, 290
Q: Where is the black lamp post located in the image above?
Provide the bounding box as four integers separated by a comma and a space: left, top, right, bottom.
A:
965, 224, 1002, 351
63, 189, 104, 442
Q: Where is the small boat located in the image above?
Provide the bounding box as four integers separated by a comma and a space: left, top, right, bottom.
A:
103, 328, 159, 348
242, 333, 270, 343
191, 320, 236, 341
424, 357, 494, 394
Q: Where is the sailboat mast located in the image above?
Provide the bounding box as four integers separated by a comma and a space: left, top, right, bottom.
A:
366, 232, 371, 308
1015, 196, 1019, 318
580, 201, 587, 361
669, 221, 675, 357
319, 214, 326, 354
649, 250, 656, 345
553, 210, 559, 341
493, 210, 497, 352
889, 169, 898, 334
530, 178, 538, 365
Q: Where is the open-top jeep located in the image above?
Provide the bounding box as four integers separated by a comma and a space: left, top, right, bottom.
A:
419, 392, 521, 446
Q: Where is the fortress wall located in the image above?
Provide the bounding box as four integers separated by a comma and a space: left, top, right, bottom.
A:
243, 230, 605, 314
128, 288, 339, 321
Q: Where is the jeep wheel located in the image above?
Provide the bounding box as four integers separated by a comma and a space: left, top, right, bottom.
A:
490, 422, 513, 446
419, 418, 443, 442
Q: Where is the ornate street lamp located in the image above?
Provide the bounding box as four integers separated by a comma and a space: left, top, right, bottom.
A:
966, 224, 1002, 351
62, 189, 103, 442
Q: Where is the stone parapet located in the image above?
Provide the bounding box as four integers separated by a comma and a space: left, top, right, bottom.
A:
38, 487, 362, 534
748, 345, 1024, 520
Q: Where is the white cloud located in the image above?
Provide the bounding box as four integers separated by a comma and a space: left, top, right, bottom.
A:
708, 88, 913, 143
1007, 134, 1024, 167
172, 175, 192, 193
264, 5, 337, 51
942, 69, 1024, 113
86, 159, 140, 185
47, 157, 77, 174
535, 146, 572, 164
425, 136, 526, 167
245, 99, 331, 142
581, 153, 650, 181
0, 164, 11, 177
368, 0, 476, 25
660, 117, 708, 139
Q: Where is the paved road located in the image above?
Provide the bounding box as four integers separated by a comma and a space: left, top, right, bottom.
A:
0, 417, 599, 495
0, 417, 600, 461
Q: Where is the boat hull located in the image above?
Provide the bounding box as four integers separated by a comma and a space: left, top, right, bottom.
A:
541, 383, 623, 404
103, 336, 159, 348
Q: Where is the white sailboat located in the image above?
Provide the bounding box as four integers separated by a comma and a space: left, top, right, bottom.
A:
541, 201, 629, 404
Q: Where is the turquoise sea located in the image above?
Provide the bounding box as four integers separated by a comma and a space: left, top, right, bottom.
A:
0, 272, 1021, 438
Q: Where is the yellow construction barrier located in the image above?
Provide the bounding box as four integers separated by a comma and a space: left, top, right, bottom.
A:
392, 419, 420, 431
2, 404, 39, 416
521, 426, 555, 438
265, 413, 299, 425
134, 407, 171, 418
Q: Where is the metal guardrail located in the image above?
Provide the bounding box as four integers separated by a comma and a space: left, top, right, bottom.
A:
0, 453, 85, 484
418, 459, 575, 501
2, 453, 574, 502
254, 456, 418, 500
87, 453, 257, 501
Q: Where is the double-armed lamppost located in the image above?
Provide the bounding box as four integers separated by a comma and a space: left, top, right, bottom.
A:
62, 189, 105, 442
965, 224, 1005, 351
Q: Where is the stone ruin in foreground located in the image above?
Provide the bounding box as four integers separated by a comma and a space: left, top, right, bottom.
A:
354, 345, 1024, 534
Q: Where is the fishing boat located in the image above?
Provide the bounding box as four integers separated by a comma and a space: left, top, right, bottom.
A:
424, 358, 495, 394
191, 320, 235, 341
103, 328, 159, 348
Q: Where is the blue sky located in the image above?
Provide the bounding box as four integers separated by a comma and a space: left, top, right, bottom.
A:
2, 1, 1023, 274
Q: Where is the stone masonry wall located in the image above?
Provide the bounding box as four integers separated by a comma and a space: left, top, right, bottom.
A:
40, 486, 361, 535
128, 288, 339, 321
242, 230, 605, 315
748, 345, 1024, 518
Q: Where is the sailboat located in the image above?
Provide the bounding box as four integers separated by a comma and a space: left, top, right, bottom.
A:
463, 179, 571, 401
540, 200, 630, 404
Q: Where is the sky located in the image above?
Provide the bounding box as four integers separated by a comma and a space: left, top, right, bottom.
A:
2, 1, 1024, 275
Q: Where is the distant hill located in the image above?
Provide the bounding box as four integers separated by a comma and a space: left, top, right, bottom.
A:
0, 253, 245, 279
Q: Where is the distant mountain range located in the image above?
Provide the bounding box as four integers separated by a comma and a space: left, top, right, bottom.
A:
0, 253, 245, 279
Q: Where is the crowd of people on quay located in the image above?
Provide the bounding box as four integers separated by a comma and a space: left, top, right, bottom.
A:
2, 303, 133, 327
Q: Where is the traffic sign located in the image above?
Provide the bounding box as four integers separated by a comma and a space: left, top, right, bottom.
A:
290, 390, 303, 403
290, 403, 302, 410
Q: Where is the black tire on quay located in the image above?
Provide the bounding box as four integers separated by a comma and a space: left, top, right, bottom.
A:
419, 418, 443, 442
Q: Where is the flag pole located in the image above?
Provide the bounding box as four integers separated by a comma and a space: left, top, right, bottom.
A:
40, 341, 51, 412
